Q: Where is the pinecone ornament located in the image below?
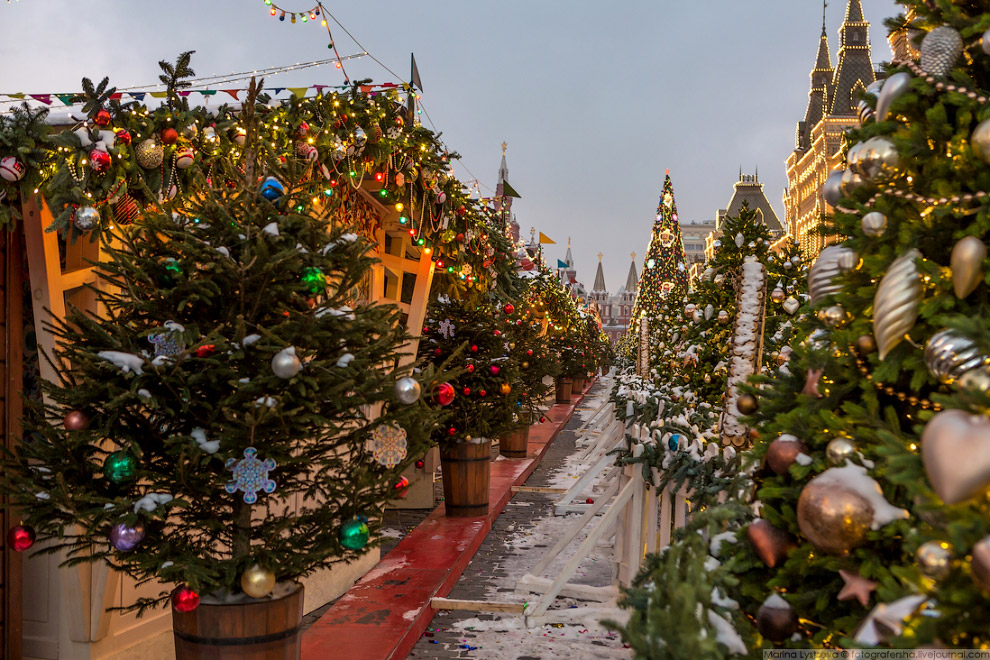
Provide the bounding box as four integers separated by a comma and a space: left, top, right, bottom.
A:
920, 26, 963, 77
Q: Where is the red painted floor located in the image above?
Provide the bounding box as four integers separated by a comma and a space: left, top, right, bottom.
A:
301, 380, 596, 660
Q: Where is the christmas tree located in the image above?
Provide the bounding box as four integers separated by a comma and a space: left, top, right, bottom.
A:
629, 171, 690, 324
2, 82, 440, 613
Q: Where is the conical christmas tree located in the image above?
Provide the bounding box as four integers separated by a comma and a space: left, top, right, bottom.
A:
630, 171, 690, 323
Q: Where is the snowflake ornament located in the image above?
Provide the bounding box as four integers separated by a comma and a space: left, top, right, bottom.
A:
371, 424, 408, 468
438, 319, 456, 339
225, 447, 276, 503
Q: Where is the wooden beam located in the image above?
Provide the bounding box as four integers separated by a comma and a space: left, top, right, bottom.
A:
430, 598, 526, 614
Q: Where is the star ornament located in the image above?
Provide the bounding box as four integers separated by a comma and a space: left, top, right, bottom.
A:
802, 368, 824, 398
837, 569, 877, 607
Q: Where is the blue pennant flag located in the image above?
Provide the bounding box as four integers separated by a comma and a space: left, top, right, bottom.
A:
557, 259, 568, 269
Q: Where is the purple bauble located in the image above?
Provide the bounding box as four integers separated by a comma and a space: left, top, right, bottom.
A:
109, 521, 146, 552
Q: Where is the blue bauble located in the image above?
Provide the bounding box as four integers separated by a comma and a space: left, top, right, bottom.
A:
260, 177, 285, 202
667, 434, 680, 451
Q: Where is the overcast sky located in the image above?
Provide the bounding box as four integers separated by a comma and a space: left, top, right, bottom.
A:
0, 0, 900, 292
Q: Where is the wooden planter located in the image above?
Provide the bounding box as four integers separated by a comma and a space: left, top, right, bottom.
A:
572, 378, 586, 394
172, 583, 304, 660
555, 378, 572, 404
440, 440, 491, 517
500, 425, 529, 458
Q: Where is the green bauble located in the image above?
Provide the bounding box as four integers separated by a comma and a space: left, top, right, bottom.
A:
339, 518, 369, 550
103, 451, 138, 484
300, 267, 326, 294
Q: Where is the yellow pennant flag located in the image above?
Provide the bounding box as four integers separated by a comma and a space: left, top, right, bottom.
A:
539, 232, 556, 244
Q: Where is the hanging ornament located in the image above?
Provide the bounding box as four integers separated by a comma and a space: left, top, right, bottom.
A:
746, 519, 795, 568
797, 464, 908, 555
921, 409, 990, 504
339, 518, 370, 550
924, 329, 988, 385
490, 365, 501, 376
736, 393, 758, 415
300, 267, 326, 294
394, 377, 422, 404
171, 585, 200, 613
103, 451, 138, 485
115, 128, 132, 145
858, 137, 901, 181
875, 72, 911, 122
93, 108, 112, 126
820, 304, 847, 328
950, 236, 986, 299
240, 564, 276, 598
194, 344, 215, 358
160, 127, 179, 145
826, 437, 856, 465
855, 334, 877, 357
766, 435, 808, 475
109, 520, 146, 552
972, 119, 990, 163
89, 148, 111, 173
371, 424, 408, 468
734, 233, 744, 248
271, 346, 302, 379
0, 156, 26, 182
782, 297, 799, 315
503, 303, 515, 315
354, 127, 367, 147
174, 147, 196, 170
434, 382, 455, 406
73, 206, 100, 232
822, 169, 844, 206
770, 287, 785, 304
916, 541, 952, 580
7, 524, 35, 552
837, 569, 877, 607
920, 25, 963, 77
63, 410, 90, 431
135, 139, 164, 169
861, 212, 887, 237
225, 447, 277, 504
801, 368, 824, 398
874, 249, 922, 360
756, 594, 798, 642
808, 245, 857, 304
704, 304, 714, 320
972, 536, 990, 590
260, 177, 285, 202
717, 310, 729, 324
841, 168, 864, 196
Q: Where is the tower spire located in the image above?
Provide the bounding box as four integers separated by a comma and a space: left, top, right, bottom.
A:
822, 0, 828, 35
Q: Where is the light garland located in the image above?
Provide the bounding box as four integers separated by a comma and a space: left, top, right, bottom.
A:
263, 1, 325, 25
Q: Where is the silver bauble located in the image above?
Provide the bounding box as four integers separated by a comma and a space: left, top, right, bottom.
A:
847, 141, 867, 176
924, 329, 988, 384
770, 287, 785, 304
874, 249, 922, 360
826, 437, 856, 465
823, 170, 845, 207
821, 304, 847, 327
701, 267, 715, 282
959, 367, 990, 394
876, 72, 912, 122
950, 236, 986, 299
271, 347, 302, 379
808, 245, 857, 304
790, 255, 801, 265
354, 127, 367, 147
920, 26, 963, 77
704, 304, 714, 321
971, 119, 990, 164
861, 212, 887, 237
916, 541, 953, 580
859, 137, 900, 181
782, 297, 800, 315
394, 377, 422, 404
841, 168, 864, 196
73, 206, 100, 231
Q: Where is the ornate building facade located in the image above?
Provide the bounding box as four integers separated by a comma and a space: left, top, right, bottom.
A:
589, 254, 639, 344
705, 172, 784, 261
783, 0, 877, 258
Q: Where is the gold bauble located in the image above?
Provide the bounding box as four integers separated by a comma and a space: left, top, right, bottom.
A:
770, 287, 785, 304
916, 541, 952, 580
135, 139, 164, 169
825, 437, 856, 465
499, 383, 511, 395
736, 393, 759, 415
240, 564, 276, 598
717, 310, 729, 324
950, 236, 986, 299
855, 334, 877, 357
767, 435, 808, 475
521, 361, 529, 369
797, 476, 873, 555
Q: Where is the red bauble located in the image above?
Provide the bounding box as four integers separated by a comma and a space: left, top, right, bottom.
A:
585, 498, 595, 505
470, 345, 478, 353
172, 586, 200, 613
297, 121, 310, 137
89, 148, 111, 173
516, 320, 523, 325
434, 383, 455, 406
415, 459, 425, 469
478, 389, 487, 397
434, 348, 442, 357
194, 344, 216, 358
393, 476, 410, 490
503, 303, 515, 315
7, 524, 35, 552
466, 364, 475, 373
456, 233, 465, 242
490, 365, 500, 375
527, 349, 534, 356
93, 109, 112, 126
64, 410, 90, 431
115, 129, 132, 145
160, 128, 179, 145
422, 326, 429, 334
448, 426, 457, 436
539, 416, 546, 423
456, 206, 466, 216
493, 330, 501, 337
462, 387, 471, 396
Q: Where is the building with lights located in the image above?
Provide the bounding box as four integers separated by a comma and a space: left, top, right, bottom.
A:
783, 0, 878, 258
588, 254, 639, 344
705, 172, 784, 261
680, 218, 716, 281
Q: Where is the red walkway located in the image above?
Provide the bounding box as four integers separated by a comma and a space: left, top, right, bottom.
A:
301, 381, 596, 660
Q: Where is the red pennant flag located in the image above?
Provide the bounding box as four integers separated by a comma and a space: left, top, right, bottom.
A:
223, 89, 240, 100
29, 94, 52, 105
110, 92, 123, 100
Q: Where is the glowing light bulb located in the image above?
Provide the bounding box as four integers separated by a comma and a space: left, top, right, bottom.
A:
395, 203, 403, 211
399, 216, 408, 224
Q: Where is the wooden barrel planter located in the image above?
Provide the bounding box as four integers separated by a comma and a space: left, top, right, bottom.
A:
500, 425, 529, 458
555, 378, 572, 404
440, 439, 491, 517
172, 583, 304, 660
572, 377, 586, 394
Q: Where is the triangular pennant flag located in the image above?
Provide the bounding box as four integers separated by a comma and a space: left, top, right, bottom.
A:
56, 94, 77, 105
178, 91, 191, 97
271, 88, 285, 95
557, 259, 568, 269
312, 85, 327, 91
150, 92, 168, 98
501, 180, 521, 198
110, 92, 122, 100
223, 89, 240, 100
29, 94, 52, 105
287, 87, 308, 98
199, 90, 217, 96
360, 85, 373, 94
130, 92, 146, 101
539, 232, 556, 245
9, 93, 24, 99
410, 53, 423, 91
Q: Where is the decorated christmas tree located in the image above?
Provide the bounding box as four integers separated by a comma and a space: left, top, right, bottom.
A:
629, 170, 690, 324
2, 81, 441, 614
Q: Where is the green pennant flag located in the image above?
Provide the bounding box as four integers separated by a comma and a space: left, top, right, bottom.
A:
501, 180, 521, 198
56, 94, 77, 105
